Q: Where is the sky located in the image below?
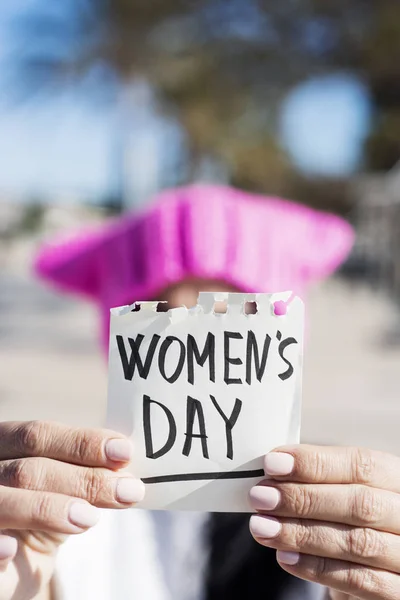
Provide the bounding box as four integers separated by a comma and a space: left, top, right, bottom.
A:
0, 2, 372, 204
280, 74, 371, 177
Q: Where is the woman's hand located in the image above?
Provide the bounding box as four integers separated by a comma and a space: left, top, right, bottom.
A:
0, 420, 145, 600
249, 445, 400, 600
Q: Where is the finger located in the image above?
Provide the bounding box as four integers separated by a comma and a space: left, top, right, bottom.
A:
264, 445, 400, 493
276, 552, 400, 600
249, 482, 400, 534
328, 593, 353, 600
0, 421, 133, 468
0, 485, 100, 535
0, 536, 17, 572
250, 514, 400, 573
0, 458, 145, 508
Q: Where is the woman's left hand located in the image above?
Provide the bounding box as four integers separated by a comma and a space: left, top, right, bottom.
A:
249, 445, 400, 600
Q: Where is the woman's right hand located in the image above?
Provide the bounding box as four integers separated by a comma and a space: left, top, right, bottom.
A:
0, 420, 145, 600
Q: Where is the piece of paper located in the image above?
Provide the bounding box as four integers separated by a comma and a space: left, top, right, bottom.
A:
106, 292, 304, 512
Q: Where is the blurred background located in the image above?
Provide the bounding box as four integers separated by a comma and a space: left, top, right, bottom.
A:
1, 0, 400, 452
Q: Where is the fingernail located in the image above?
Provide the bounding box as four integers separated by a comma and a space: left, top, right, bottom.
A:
115, 478, 145, 504
264, 453, 294, 476
250, 515, 281, 538
277, 550, 300, 565
249, 486, 281, 511
105, 439, 133, 462
69, 502, 101, 529
0, 536, 17, 560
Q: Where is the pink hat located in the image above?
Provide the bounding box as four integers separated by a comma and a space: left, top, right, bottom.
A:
34, 184, 354, 347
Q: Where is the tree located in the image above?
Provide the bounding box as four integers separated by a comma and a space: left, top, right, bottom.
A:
9, 0, 400, 211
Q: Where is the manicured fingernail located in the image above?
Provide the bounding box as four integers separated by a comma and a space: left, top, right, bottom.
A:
277, 550, 300, 565
249, 486, 281, 511
69, 502, 101, 529
0, 536, 17, 560
105, 439, 133, 462
264, 453, 294, 476
115, 478, 145, 504
250, 515, 281, 538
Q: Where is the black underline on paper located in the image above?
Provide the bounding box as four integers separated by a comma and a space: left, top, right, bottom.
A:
142, 469, 265, 484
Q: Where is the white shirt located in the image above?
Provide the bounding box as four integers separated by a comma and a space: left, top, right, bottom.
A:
55, 510, 325, 600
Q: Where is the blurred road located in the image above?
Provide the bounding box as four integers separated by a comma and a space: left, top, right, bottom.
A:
1, 265, 400, 454
0, 269, 106, 427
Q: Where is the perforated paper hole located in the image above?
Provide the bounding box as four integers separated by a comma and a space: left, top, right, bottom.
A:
273, 300, 288, 316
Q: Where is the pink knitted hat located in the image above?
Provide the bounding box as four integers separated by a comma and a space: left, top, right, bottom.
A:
34, 184, 354, 347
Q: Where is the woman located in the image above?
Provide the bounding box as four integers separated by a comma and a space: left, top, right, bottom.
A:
1, 185, 399, 600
